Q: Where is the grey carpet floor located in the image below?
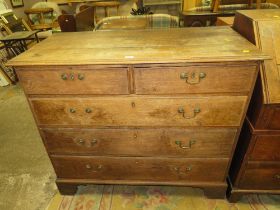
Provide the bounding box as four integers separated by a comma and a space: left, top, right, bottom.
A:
0, 84, 57, 210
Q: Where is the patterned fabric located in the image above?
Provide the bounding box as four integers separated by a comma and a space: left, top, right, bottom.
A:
94, 14, 179, 30
47, 185, 280, 210
188, 3, 279, 12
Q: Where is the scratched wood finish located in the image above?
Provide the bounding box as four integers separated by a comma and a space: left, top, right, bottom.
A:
7, 27, 268, 66
42, 128, 237, 158
31, 96, 247, 127
17, 67, 129, 95
228, 10, 280, 202
134, 65, 257, 94
52, 156, 228, 182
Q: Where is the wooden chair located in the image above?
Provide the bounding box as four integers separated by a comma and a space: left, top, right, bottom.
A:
92, 1, 120, 23
24, 8, 55, 30
0, 12, 31, 35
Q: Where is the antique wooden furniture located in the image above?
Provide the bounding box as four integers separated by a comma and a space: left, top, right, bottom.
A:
58, 7, 95, 32
24, 8, 55, 31
181, 11, 234, 27
0, 12, 31, 34
228, 9, 280, 202
8, 27, 267, 198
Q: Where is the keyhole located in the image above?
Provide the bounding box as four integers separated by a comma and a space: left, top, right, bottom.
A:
131, 102, 135, 108
191, 72, 196, 79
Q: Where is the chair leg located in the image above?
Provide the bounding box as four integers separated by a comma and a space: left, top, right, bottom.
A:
247, 0, 253, 7
211, 0, 220, 12
116, 5, 119, 16
105, 6, 109, 17
256, 0, 261, 9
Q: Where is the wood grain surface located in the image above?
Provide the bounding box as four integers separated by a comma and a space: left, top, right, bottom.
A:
51, 155, 228, 182
42, 128, 237, 158
30, 96, 247, 127
8, 27, 268, 66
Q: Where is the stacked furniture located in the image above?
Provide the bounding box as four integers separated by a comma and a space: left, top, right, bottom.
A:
181, 1, 278, 27
228, 9, 280, 202
9, 27, 266, 198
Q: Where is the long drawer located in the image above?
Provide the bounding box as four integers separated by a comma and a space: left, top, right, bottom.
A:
239, 161, 280, 190
51, 156, 228, 182
31, 96, 247, 127
134, 65, 257, 94
42, 128, 237, 157
249, 135, 280, 161
17, 67, 129, 95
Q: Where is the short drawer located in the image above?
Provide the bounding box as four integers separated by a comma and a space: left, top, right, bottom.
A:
51, 156, 228, 182
17, 66, 129, 95
31, 96, 247, 127
249, 135, 280, 161
42, 128, 237, 158
239, 161, 280, 190
134, 65, 257, 94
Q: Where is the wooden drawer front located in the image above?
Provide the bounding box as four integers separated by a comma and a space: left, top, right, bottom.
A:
17, 68, 129, 95
239, 161, 280, 190
250, 106, 280, 130
134, 65, 256, 94
268, 107, 280, 130
52, 156, 228, 182
42, 128, 237, 158
31, 96, 247, 127
250, 135, 280, 161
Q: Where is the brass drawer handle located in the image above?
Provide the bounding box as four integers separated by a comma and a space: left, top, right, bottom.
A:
178, 107, 201, 119
274, 174, 280, 179
174, 166, 192, 174
91, 139, 97, 146
61, 73, 84, 81
61, 73, 68, 80
78, 73, 85, 80
76, 139, 97, 147
69, 108, 76, 113
85, 108, 92, 113
78, 139, 85, 145
175, 140, 196, 149
180, 72, 206, 85
85, 164, 103, 172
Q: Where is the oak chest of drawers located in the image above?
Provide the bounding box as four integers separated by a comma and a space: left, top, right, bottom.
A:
9, 27, 267, 198
228, 9, 280, 202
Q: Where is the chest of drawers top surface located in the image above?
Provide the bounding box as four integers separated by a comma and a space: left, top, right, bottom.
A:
8, 27, 267, 66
